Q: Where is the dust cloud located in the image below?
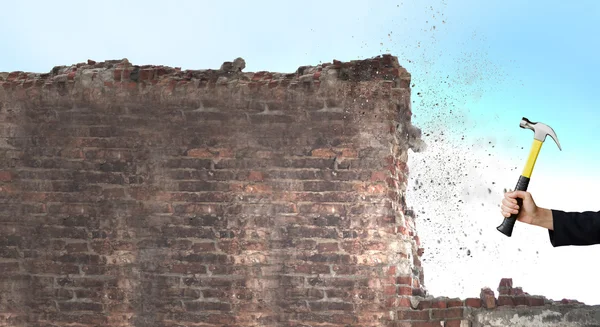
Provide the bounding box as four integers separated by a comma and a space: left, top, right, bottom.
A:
379, 1, 599, 304
379, 1, 540, 298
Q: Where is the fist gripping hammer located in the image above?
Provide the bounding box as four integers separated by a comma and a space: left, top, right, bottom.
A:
497, 117, 562, 237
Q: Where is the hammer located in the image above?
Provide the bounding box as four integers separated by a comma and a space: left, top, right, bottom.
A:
496, 117, 562, 237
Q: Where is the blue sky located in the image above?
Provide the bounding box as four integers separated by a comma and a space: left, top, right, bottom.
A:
2, 0, 600, 303
3, 0, 597, 171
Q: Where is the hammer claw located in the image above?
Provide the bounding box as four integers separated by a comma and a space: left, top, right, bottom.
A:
548, 132, 562, 151
520, 117, 562, 151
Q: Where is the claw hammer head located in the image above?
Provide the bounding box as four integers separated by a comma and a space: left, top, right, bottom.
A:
520, 117, 562, 150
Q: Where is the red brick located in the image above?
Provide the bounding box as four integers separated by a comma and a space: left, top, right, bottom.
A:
65, 242, 89, 253
465, 298, 482, 308
28, 262, 79, 275
396, 309, 429, 320
499, 278, 513, 288
243, 184, 272, 193
445, 307, 465, 319
0, 171, 12, 182
359, 183, 387, 195
513, 296, 528, 306
397, 226, 410, 235
248, 171, 264, 181
386, 266, 396, 276
363, 241, 387, 251
370, 171, 388, 181
7, 72, 19, 80
192, 242, 216, 252
384, 285, 397, 296
527, 296, 545, 306
386, 177, 398, 188
431, 299, 447, 309
512, 287, 525, 296
498, 295, 514, 306
447, 299, 463, 307
139, 69, 154, 80
398, 297, 412, 308
481, 288, 497, 309
311, 148, 336, 158
170, 263, 207, 274
397, 286, 412, 296
294, 264, 330, 274
317, 242, 339, 252
411, 322, 443, 327
186, 148, 213, 158
243, 240, 267, 251
125, 81, 137, 90
339, 148, 358, 158
384, 297, 398, 308
58, 301, 104, 312
0, 262, 20, 273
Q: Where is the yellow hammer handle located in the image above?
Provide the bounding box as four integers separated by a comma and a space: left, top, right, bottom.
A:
522, 139, 543, 178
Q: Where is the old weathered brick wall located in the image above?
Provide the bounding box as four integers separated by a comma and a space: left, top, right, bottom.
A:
0, 55, 428, 326
1, 55, 598, 327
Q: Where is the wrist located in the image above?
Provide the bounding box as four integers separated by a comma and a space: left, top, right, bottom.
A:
532, 208, 554, 230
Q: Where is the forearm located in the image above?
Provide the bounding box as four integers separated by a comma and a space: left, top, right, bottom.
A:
532, 207, 554, 230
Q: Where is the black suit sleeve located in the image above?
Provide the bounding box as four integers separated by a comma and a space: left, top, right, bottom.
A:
548, 209, 600, 247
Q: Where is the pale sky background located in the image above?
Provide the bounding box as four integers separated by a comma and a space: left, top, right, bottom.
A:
2, 0, 600, 304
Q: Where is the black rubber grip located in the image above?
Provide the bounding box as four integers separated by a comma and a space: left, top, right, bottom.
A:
497, 175, 530, 237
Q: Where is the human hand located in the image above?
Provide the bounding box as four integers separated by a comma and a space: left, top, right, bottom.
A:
500, 190, 539, 225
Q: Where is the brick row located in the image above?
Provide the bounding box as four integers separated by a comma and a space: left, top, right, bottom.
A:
164, 168, 383, 182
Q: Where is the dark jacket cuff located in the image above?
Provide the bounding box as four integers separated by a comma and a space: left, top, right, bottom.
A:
548, 209, 567, 247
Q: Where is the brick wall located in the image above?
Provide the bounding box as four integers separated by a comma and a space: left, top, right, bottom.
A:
0, 55, 597, 327
0, 55, 428, 326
